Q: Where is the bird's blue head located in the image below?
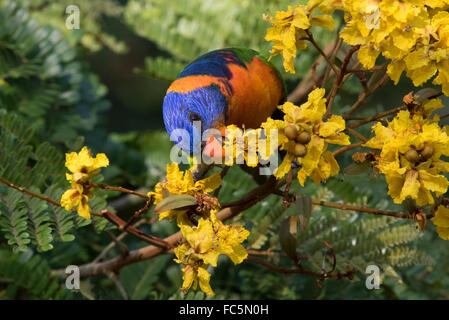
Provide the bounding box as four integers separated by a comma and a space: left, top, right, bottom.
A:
163, 83, 228, 155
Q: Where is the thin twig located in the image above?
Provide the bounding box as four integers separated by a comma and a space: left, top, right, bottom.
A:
311, 198, 413, 219
90, 183, 149, 199
287, 43, 335, 103
324, 45, 360, 119
345, 127, 368, 142
0, 176, 172, 249
344, 73, 389, 118
0, 176, 65, 209
122, 196, 153, 231
349, 105, 408, 129
333, 141, 365, 157
94, 219, 146, 263
306, 30, 339, 76
247, 255, 355, 281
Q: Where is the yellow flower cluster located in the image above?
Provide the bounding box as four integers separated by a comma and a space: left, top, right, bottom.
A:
61, 146, 109, 219
340, 0, 449, 95
151, 163, 250, 296
364, 98, 449, 206
149, 163, 222, 222
261, 88, 350, 186
221, 125, 276, 168
175, 210, 250, 296
264, 1, 336, 73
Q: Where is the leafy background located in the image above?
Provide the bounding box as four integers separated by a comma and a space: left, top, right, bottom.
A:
0, 0, 448, 300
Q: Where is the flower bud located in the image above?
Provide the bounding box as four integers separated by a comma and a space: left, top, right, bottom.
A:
296, 131, 311, 144
420, 144, 434, 160
404, 149, 419, 163
284, 124, 298, 140
293, 143, 307, 157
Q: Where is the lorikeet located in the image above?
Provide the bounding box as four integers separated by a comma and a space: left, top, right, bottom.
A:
163, 47, 286, 158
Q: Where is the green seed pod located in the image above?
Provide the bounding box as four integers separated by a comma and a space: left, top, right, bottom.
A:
404, 149, 419, 163
296, 131, 311, 144
284, 124, 298, 140
293, 143, 307, 157
421, 144, 434, 160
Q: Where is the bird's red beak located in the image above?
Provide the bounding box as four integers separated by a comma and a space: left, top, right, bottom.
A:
202, 127, 226, 159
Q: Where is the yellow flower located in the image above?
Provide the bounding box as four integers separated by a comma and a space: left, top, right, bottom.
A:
149, 163, 222, 221
174, 218, 219, 296
264, 3, 335, 73
174, 209, 250, 296
431, 205, 449, 240
178, 263, 215, 296
340, 1, 449, 94
178, 218, 220, 267
364, 110, 449, 205
262, 88, 350, 186
65, 146, 109, 184
61, 146, 109, 219
222, 125, 271, 168
60, 183, 91, 219
210, 210, 250, 265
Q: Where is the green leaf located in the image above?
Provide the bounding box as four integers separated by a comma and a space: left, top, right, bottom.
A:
154, 194, 197, 214
279, 215, 298, 261
296, 194, 312, 230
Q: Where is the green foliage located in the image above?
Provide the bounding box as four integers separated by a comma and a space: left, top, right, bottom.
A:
0, 0, 110, 148
0, 110, 113, 253
11, 0, 127, 54
120, 255, 171, 299
125, 0, 336, 82
0, 249, 73, 299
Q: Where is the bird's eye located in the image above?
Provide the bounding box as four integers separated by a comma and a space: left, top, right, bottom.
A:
188, 112, 202, 123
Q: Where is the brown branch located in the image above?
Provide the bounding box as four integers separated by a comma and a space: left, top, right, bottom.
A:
57, 176, 281, 277
333, 141, 365, 157
345, 127, 368, 142
283, 169, 294, 207
440, 112, 449, 120
306, 30, 339, 76
287, 43, 335, 104
273, 188, 413, 220
311, 199, 413, 219
94, 219, 146, 263
0, 176, 67, 209
247, 255, 355, 281
349, 105, 408, 129
90, 183, 149, 199
0, 176, 171, 250
324, 45, 360, 119
121, 196, 153, 231
344, 72, 390, 118
100, 209, 174, 249
321, 37, 343, 87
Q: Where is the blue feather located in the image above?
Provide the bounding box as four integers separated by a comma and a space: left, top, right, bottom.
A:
163, 84, 228, 154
